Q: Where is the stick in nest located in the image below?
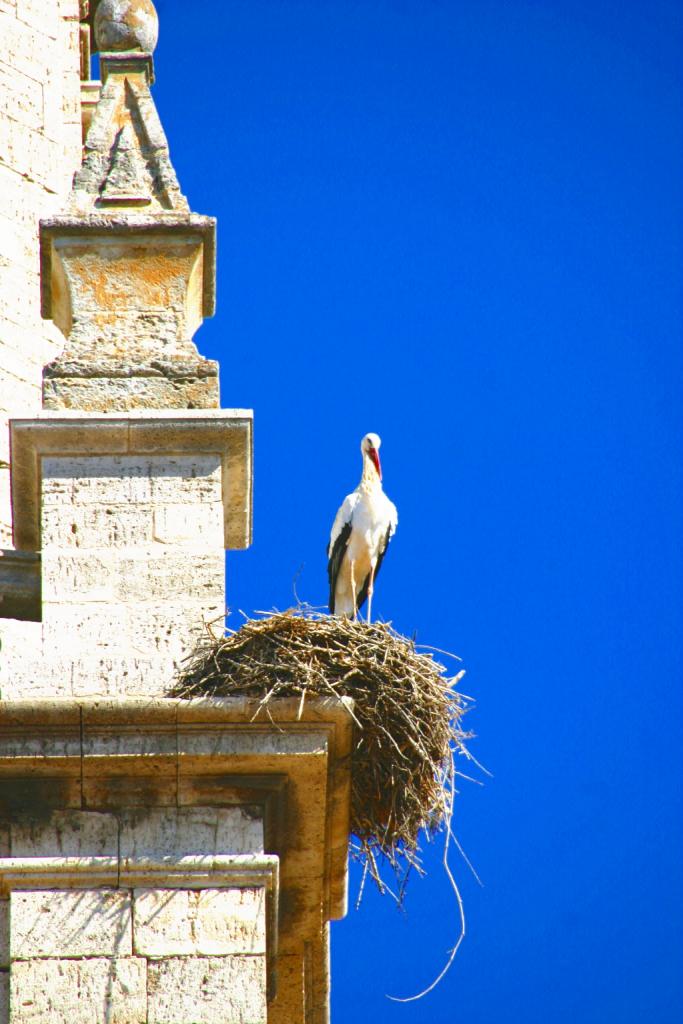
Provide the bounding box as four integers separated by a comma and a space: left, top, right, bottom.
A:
169, 606, 473, 905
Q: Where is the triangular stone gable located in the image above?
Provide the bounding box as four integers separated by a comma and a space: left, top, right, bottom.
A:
68, 61, 189, 215
99, 122, 154, 206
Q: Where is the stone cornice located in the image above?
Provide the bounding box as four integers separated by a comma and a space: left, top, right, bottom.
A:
0, 696, 353, 924
9, 409, 253, 551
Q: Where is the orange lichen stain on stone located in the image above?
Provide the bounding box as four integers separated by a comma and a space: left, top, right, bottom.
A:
112, 103, 126, 134
64, 247, 197, 314
93, 310, 118, 329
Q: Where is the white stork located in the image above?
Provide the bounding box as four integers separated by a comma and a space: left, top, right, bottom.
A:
327, 432, 398, 621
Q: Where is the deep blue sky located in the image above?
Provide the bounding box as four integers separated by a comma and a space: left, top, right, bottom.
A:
149, 2, 682, 1020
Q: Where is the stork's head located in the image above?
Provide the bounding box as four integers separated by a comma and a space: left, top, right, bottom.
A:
361, 432, 382, 479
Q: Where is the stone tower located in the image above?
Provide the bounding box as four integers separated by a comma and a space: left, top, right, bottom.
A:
0, 3, 350, 1021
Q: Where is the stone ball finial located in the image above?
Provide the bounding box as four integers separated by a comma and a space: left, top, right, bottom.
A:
94, 0, 159, 53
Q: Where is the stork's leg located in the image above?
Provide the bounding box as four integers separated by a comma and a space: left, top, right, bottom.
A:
350, 560, 357, 619
366, 564, 375, 624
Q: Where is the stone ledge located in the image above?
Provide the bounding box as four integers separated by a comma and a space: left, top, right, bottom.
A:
43, 358, 220, 379
9, 409, 253, 551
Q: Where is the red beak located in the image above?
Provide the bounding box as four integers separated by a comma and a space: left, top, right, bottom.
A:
369, 447, 382, 479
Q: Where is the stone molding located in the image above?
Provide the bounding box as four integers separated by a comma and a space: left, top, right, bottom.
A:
0, 854, 278, 895
0, 696, 353, 924
100, 51, 155, 85
9, 409, 253, 551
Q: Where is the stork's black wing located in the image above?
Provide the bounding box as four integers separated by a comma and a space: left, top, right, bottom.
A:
355, 526, 393, 614
327, 520, 352, 614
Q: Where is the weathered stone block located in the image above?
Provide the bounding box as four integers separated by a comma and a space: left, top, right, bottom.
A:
152, 502, 223, 545
42, 552, 117, 602
71, 654, 178, 699
147, 955, 266, 1024
41, 604, 131, 652
10, 890, 132, 958
113, 553, 225, 602
119, 807, 264, 859
0, 64, 43, 131
44, 50, 81, 141
15, 0, 60, 38
125, 603, 225, 659
0, 340, 42, 388
50, 457, 154, 506
42, 550, 223, 604
0, 264, 41, 328
0, 656, 74, 699
0, 213, 37, 271
133, 887, 266, 956
0, 114, 66, 192
42, 374, 220, 413
49, 454, 177, 496
42, 503, 155, 549
0, 15, 50, 83
0, 164, 54, 231
9, 957, 146, 1024
9, 810, 118, 858
40, 602, 219, 666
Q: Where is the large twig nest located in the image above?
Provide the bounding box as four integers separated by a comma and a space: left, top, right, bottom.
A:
169, 609, 472, 897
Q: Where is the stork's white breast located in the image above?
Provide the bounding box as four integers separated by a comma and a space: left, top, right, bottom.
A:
348, 489, 397, 561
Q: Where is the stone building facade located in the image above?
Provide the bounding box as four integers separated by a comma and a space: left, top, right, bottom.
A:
0, 0, 82, 550
0, 3, 350, 1021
